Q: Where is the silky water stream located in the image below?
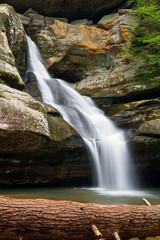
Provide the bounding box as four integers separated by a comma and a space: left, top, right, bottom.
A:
4, 35, 157, 203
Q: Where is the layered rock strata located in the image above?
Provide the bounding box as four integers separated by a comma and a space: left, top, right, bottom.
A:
0, 4, 26, 89
0, 3, 159, 187
0, 84, 91, 186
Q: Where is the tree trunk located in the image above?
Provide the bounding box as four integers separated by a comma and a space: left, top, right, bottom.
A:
0, 197, 159, 240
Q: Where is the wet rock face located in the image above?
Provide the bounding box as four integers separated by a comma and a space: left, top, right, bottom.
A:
0, 142, 91, 187
104, 98, 160, 187
0, 84, 91, 186
129, 138, 160, 187
0, 4, 26, 89
0, 0, 126, 20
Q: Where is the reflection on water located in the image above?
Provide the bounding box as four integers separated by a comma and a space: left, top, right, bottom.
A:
0, 187, 160, 205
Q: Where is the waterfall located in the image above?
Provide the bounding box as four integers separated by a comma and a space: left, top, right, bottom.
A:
25, 35, 135, 191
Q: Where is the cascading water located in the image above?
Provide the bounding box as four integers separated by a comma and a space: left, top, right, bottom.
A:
25, 35, 135, 191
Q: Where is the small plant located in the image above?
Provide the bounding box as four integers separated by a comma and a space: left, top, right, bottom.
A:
0, 93, 5, 98
0, 74, 7, 85
42, 109, 48, 114
0, 79, 7, 85
50, 73, 54, 78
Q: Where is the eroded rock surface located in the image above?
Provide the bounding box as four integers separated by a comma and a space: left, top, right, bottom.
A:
33, 11, 129, 83
0, 3, 159, 187
0, 4, 26, 89
0, 0, 126, 20
30, 10, 160, 106
0, 84, 91, 186
104, 98, 160, 187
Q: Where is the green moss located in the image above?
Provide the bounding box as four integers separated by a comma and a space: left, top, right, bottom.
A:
51, 124, 58, 135
27, 101, 44, 111
0, 70, 20, 88
134, 74, 160, 89
42, 109, 48, 114
0, 93, 5, 98
60, 138, 66, 145
0, 73, 8, 85
0, 79, 7, 85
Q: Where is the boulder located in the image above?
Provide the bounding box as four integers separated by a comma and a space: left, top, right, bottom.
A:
139, 119, 160, 137
21, 8, 69, 34
0, 4, 26, 89
23, 8, 45, 34
0, 83, 91, 186
0, 0, 126, 20
33, 18, 123, 83
98, 13, 119, 30
0, 83, 77, 150
17, 13, 30, 27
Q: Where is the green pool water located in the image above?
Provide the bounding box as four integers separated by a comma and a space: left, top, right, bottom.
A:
0, 187, 160, 205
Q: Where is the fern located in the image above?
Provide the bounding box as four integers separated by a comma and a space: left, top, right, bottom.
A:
126, 0, 160, 80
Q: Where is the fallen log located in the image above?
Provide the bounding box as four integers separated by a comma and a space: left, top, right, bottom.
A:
0, 197, 159, 240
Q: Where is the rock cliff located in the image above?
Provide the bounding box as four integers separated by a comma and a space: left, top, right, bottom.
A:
0, 4, 26, 89
0, 2, 159, 187
0, 83, 91, 186
0, 0, 126, 20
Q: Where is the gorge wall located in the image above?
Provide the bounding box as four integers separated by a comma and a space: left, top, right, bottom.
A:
0, 2, 159, 187
0, 0, 127, 20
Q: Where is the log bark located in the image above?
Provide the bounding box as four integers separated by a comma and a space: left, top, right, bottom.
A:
0, 197, 159, 240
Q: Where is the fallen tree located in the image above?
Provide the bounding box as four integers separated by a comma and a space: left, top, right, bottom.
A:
0, 197, 159, 240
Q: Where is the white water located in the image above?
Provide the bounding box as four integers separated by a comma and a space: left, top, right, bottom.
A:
25, 35, 135, 191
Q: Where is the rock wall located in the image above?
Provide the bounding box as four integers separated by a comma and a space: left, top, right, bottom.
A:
105, 98, 160, 187
0, 83, 91, 186
0, 2, 159, 187
0, 0, 126, 20
0, 4, 26, 89
26, 7, 160, 187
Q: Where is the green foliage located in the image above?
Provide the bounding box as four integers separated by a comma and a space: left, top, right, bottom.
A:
0, 74, 7, 85
126, 0, 160, 81
50, 73, 54, 78
52, 124, 58, 135
0, 93, 5, 98
42, 109, 48, 114
0, 79, 7, 85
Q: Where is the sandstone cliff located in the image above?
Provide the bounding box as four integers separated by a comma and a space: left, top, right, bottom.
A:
0, 2, 159, 187
0, 83, 91, 186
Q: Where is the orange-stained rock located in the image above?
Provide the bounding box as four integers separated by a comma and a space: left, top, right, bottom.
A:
32, 10, 138, 85
33, 19, 120, 82
27, 10, 160, 109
